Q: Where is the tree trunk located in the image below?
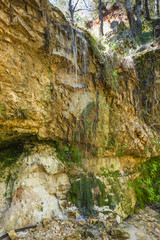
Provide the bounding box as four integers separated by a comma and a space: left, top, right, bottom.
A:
142, 0, 145, 13
145, 0, 150, 20
155, 0, 159, 16
98, 0, 103, 36
135, 0, 142, 36
69, 0, 74, 22
125, 0, 137, 37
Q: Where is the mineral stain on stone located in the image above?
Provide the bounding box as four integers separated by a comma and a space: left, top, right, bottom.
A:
67, 176, 106, 215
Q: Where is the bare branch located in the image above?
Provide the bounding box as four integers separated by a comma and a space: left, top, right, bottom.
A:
82, 0, 89, 9
73, 0, 80, 11
75, 8, 92, 12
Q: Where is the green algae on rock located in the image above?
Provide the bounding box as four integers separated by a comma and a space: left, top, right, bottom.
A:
0, 0, 160, 234
67, 176, 106, 215
132, 156, 160, 209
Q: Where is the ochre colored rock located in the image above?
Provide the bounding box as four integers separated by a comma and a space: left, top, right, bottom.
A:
7, 230, 18, 240
0, 0, 160, 234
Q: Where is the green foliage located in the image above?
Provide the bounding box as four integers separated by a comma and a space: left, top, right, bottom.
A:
110, 69, 122, 92
100, 167, 121, 178
152, 137, 160, 152
141, 19, 153, 44
109, 41, 117, 51
107, 138, 115, 149
67, 176, 106, 215
38, 205, 43, 212
92, 36, 105, 51
55, 141, 82, 165
116, 144, 127, 157
81, 101, 96, 140
82, 102, 95, 117
0, 104, 7, 119
112, 70, 118, 77
99, 167, 134, 213
132, 157, 160, 209
0, 136, 82, 173
92, 148, 98, 156
83, 30, 105, 63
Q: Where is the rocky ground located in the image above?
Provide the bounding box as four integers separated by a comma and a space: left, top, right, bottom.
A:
3, 206, 160, 240
119, 206, 160, 240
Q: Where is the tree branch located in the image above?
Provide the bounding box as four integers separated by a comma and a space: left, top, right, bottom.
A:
75, 8, 92, 12
82, 0, 89, 9
73, 0, 80, 11
0, 225, 37, 240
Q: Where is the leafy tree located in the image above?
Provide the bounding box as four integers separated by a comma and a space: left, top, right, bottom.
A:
125, 0, 142, 38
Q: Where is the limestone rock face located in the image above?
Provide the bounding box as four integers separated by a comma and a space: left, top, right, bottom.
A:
0, 0, 160, 232
0, 144, 70, 233
0, 0, 159, 157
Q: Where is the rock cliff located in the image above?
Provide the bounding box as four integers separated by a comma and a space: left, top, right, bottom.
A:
0, 0, 159, 234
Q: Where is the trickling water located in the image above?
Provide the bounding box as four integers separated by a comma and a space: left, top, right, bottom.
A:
51, 19, 89, 160
68, 24, 89, 161
70, 24, 78, 108
76, 31, 88, 74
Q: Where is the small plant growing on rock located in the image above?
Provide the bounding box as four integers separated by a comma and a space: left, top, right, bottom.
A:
132, 157, 160, 209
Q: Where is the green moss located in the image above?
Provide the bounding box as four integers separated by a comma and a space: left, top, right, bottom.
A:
53, 141, 82, 165
4, 172, 18, 198
67, 176, 106, 215
82, 102, 95, 117
116, 144, 127, 157
96, 178, 107, 207
22, 137, 82, 166
99, 167, 134, 212
83, 30, 105, 63
0, 104, 7, 119
0, 136, 81, 176
0, 141, 25, 169
141, 20, 153, 44
107, 138, 115, 149
80, 102, 96, 140
132, 156, 160, 209
92, 148, 98, 157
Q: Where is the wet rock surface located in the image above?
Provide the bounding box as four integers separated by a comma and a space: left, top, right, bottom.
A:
119, 207, 160, 240
0, 0, 160, 234
1, 207, 159, 240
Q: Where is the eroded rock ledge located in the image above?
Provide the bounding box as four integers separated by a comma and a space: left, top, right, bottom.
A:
0, 0, 160, 234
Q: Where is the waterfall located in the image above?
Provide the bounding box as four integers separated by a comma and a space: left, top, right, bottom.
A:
69, 24, 88, 162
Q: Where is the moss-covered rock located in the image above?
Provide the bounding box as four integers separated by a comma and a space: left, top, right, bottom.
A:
67, 176, 106, 215
100, 168, 135, 219
0, 142, 24, 169
54, 141, 82, 165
